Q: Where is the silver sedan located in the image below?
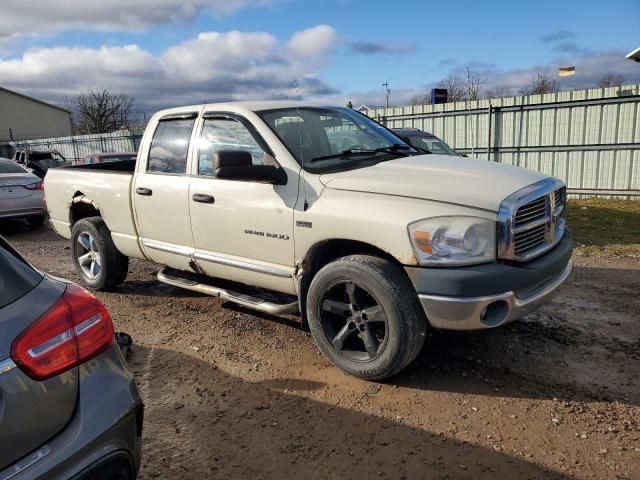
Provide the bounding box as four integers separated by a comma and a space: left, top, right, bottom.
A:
0, 158, 47, 227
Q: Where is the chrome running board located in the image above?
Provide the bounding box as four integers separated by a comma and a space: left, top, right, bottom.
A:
157, 267, 299, 315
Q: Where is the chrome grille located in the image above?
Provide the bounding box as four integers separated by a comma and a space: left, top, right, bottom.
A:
514, 223, 546, 255
514, 197, 546, 227
554, 188, 562, 206
497, 178, 567, 262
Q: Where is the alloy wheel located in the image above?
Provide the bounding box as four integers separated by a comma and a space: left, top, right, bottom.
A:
319, 281, 388, 362
76, 232, 101, 280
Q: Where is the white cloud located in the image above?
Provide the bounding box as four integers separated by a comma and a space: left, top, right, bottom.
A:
0, 0, 274, 40
0, 27, 341, 112
287, 25, 340, 61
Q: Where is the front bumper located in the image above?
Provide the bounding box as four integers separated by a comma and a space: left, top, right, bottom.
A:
418, 261, 571, 330
406, 229, 573, 330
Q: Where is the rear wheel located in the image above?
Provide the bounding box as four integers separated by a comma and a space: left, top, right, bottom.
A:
26, 214, 46, 228
306, 255, 427, 380
71, 217, 128, 291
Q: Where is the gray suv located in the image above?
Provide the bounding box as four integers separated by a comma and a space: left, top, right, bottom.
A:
0, 237, 143, 479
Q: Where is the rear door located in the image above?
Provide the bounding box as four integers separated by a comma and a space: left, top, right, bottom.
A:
133, 112, 198, 270
0, 238, 78, 471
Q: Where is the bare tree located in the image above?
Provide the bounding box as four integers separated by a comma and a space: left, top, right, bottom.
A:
431, 69, 486, 103
598, 73, 625, 88
438, 73, 467, 102
409, 92, 432, 106
487, 85, 513, 98
67, 89, 137, 134
466, 69, 485, 101
522, 68, 559, 95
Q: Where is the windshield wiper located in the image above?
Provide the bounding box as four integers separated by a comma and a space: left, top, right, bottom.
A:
413, 147, 432, 154
373, 144, 413, 155
310, 144, 412, 163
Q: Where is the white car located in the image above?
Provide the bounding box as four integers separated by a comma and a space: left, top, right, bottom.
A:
43, 101, 573, 380
0, 158, 46, 227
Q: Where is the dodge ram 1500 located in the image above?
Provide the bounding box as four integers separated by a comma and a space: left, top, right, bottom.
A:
44, 101, 573, 379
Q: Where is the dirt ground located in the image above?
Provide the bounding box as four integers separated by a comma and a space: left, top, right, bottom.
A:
3, 221, 639, 480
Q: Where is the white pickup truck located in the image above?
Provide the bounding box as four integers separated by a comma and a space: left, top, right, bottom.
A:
45, 101, 573, 379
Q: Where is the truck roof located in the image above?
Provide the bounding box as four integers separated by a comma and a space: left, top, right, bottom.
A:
153, 100, 338, 118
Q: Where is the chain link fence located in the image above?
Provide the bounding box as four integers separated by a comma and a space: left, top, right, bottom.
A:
6, 130, 143, 164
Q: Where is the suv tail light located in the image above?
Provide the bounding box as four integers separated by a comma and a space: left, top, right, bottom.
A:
23, 181, 44, 190
11, 284, 114, 380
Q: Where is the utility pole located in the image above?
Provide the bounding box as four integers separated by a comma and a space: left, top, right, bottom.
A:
382, 81, 390, 108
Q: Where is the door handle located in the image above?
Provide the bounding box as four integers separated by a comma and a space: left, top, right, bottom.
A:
192, 193, 215, 204
136, 187, 152, 196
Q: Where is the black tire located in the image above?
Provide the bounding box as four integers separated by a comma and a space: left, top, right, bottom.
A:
71, 217, 129, 291
306, 255, 427, 380
26, 214, 46, 228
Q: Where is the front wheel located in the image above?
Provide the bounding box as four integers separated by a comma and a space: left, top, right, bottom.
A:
71, 217, 129, 291
306, 255, 427, 380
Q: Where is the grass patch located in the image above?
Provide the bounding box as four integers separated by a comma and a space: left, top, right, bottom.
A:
567, 198, 640, 261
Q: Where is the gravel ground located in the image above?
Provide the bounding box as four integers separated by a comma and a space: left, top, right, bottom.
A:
3, 221, 639, 480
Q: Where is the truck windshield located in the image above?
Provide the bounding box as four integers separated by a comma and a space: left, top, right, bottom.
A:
258, 107, 415, 172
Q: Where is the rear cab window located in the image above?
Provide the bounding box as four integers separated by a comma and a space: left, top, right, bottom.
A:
0, 237, 43, 309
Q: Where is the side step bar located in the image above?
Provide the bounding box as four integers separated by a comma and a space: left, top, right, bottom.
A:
157, 267, 299, 315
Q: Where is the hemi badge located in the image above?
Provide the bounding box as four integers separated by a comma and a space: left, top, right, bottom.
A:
296, 221, 312, 228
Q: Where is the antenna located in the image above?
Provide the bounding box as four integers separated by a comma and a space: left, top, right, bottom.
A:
382, 81, 390, 108
294, 77, 309, 211
466, 66, 475, 157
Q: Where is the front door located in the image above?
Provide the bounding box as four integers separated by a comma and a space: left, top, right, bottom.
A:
189, 113, 297, 294
133, 113, 197, 270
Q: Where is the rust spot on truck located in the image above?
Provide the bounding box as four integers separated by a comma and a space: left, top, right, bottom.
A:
401, 253, 420, 267
69, 193, 101, 224
70, 194, 100, 210
398, 252, 419, 266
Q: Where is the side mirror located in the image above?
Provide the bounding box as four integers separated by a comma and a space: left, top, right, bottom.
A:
213, 151, 285, 184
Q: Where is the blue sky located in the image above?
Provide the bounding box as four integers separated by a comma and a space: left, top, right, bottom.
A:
1, 0, 638, 111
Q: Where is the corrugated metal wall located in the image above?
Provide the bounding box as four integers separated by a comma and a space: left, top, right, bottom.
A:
366, 85, 640, 195
0, 88, 73, 142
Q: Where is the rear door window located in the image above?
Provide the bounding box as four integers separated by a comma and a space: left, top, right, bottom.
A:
147, 118, 196, 174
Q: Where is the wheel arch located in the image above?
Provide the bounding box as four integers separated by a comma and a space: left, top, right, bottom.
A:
69, 191, 102, 226
297, 238, 409, 329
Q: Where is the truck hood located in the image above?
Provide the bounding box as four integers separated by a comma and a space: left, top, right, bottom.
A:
319, 155, 547, 212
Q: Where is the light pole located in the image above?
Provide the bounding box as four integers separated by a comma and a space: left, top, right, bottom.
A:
382, 81, 390, 109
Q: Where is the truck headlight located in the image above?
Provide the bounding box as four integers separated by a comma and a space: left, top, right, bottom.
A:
408, 217, 496, 266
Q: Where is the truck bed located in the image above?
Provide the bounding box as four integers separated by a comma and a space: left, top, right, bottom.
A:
44, 166, 142, 258
66, 158, 137, 173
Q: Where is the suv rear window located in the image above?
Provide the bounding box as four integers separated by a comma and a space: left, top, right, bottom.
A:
0, 237, 43, 309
